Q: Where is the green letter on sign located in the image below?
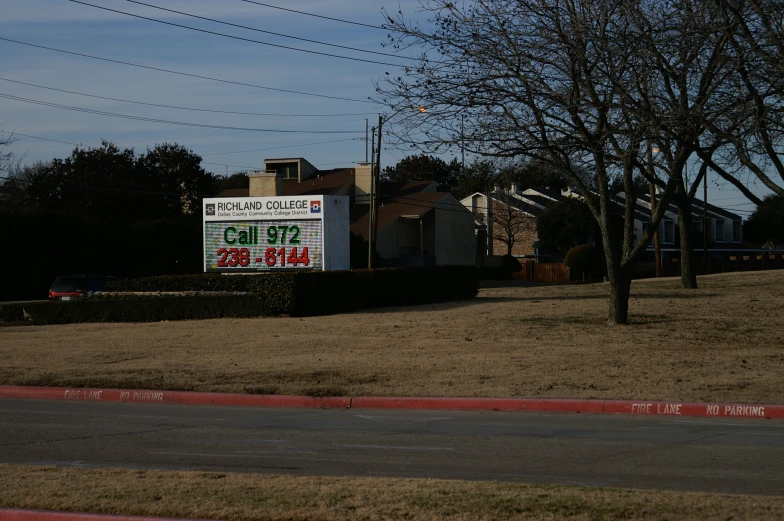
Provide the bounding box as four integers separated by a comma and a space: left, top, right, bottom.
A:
224, 226, 237, 244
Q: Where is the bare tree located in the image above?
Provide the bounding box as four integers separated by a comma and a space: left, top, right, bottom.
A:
0, 130, 15, 174
489, 192, 536, 256
615, 0, 738, 289
0, 130, 19, 208
694, 0, 784, 204
378, 0, 676, 324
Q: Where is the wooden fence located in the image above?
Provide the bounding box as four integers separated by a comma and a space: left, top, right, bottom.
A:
661, 251, 784, 277
512, 262, 571, 283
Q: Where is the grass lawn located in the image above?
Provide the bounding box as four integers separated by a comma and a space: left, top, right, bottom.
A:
1, 270, 782, 403
1, 464, 782, 521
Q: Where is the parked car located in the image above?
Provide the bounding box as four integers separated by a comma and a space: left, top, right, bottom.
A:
48, 274, 118, 300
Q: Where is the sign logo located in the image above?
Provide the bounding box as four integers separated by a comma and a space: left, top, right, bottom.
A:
310, 200, 321, 213
206, 204, 216, 216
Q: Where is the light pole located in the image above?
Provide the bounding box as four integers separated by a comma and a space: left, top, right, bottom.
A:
649, 142, 661, 277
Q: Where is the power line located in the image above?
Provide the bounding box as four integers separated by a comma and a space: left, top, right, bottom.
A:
237, 0, 384, 30
10, 132, 364, 165
68, 0, 403, 67
201, 138, 359, 156
122, 0, 402, 59
0, 92, 364, 134
0, 77, 377, 118
8, 132, 368, 172
0, 37, 374, 104
8, 132, 99, 149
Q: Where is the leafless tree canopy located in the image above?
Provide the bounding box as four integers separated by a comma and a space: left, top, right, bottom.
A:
377, 0, 784, 323
377, 0, 678, 323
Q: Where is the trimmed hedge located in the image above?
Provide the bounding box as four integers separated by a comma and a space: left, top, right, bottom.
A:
2, 267, 478, 325
0, 295, 269, 325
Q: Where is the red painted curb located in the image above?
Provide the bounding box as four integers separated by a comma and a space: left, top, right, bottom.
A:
0, 386, 350, 409
0, 386, 782, 419
0, 508, 218, 521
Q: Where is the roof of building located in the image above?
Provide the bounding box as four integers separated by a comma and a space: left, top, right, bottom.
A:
525, 187, 564, 201
635, 193, 742, 221
215, 168, 355, 198
380, 180, 437, 196
282, 168, 354, 196
350, 192, 459, 240
516, 193, 556, 209
492, 192, 544, 217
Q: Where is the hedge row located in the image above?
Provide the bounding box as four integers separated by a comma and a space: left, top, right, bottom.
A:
2, 267, 478, 325
0, 295, 269, 325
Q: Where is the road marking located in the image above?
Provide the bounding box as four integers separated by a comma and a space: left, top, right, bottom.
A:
337, 444, 454, 451
671, 420, 784, 427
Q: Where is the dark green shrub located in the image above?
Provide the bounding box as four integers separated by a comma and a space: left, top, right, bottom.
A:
4, 266, 478, 324
564, 245, 604, 282
0, 295, 269, 326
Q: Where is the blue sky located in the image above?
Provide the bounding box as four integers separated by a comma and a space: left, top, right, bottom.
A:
0, 0, 773, 218
0, 0, 416, 173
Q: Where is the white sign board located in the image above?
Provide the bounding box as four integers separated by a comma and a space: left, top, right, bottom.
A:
202, 195, 350, 272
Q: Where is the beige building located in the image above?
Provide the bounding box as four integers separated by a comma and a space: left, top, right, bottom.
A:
218, 157, 476, 267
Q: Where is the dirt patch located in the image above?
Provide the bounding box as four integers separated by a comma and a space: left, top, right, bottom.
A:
1, 271, 783, 403
0, 464, 781, 521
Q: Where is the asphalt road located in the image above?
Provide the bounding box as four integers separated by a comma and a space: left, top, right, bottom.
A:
1, 399, 782, 495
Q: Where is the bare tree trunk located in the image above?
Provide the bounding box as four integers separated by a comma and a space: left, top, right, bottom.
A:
606, 258, 632, 325
675, 184, 698, 288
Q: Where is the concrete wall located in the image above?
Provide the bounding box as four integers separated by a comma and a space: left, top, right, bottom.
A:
248, 172, 282, 197
435, 194, 475, 265
375, 219, 400, 258
354, 163, 373, 204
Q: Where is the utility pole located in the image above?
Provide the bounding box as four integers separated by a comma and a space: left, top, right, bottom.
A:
703, 164, 709, 274
648, 140, 661, 277
374, 115, 383, 263
368, 127, 376, 269
365, 119, 369, 163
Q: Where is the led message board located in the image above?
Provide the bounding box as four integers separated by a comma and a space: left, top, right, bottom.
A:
202, 196, 350, 272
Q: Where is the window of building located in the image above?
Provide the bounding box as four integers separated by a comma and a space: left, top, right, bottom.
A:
732, 220, 742, 243
266, 162, 299, 179
663, 220, 675, 243
693, 220, 703, 232
715, 219, 725, 242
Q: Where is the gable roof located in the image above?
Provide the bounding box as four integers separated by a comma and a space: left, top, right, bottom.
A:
350, 192, 463, 240
216, 168, 354, 198
282, 168, 354, 196
493, 192, 545, 217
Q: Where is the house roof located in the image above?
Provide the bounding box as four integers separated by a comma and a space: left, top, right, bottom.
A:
525, 187, 564, 201
215, 169, 443, 200
283, 168, 354, 196
380, 180, 437, 196
516, 193, 556, 209
350, 192, 459, 240
491, 192, 545, 217
635, 193, 742, 221
216, 168, 354, 198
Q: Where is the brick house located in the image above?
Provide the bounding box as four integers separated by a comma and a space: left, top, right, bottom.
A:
460, 187, 564, 257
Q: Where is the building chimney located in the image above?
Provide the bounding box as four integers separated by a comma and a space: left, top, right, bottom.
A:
248, 171, 283, 197
354, 162, 373, 204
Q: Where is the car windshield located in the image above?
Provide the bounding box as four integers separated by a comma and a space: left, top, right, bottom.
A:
51, 278, 84, 292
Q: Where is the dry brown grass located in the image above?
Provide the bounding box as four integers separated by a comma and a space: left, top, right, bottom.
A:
1, 464, 782, 521
1, 271, 783, 403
